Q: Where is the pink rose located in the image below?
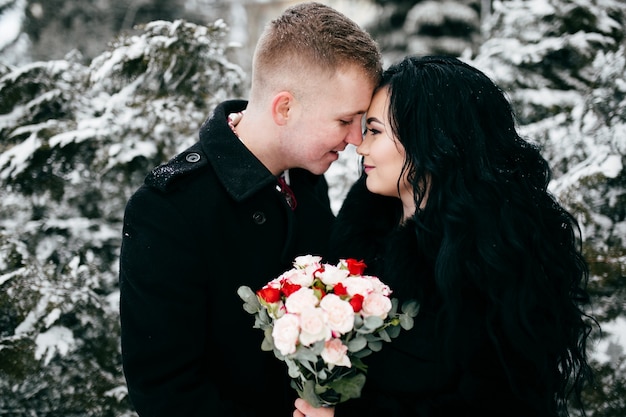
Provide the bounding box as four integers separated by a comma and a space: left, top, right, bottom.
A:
285, 287, 319, 314
272, 313, 300, 355
319, 294, 354, 334
361, 293, 392, 319
321, 338, 351, 368
299, 307, 331, 346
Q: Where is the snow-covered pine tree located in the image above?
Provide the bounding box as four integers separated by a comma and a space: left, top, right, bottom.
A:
367, 0, 483, 64
0, 19, 244, 416
471, 0, 626, 414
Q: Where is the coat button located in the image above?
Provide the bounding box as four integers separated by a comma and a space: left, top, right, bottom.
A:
252, 211, 266, 224
186, 152, 201, 163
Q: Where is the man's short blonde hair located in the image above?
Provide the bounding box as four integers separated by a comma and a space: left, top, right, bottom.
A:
250, 2, 382, 99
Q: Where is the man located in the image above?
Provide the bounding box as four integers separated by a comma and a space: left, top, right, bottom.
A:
118, 2, 381, 416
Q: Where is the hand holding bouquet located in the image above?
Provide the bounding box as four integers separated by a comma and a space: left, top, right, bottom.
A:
238, 255, 419, 407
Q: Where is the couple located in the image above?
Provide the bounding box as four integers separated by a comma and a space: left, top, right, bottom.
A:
119, 2, 593, 417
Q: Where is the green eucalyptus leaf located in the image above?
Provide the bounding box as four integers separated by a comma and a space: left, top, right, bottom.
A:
389, 298, 399, 315
386, 324, 401, 339
354, 348, 372, 358
294, 346, 319, 363
401, 300, 420, 317
301, 380, 324, 408
350, 349, 372, 375
261, 328, 274, 351
356, 326, 375, 335
256, 309, 275, 329
310, 340, 325, 355
365, 333, 381, 341
400, 314, 415, 330
328, 372, 366, 402
378, 329, 392, 343
368, 340, 383, 352
299, 359, 316, 375
364, 315, 384, 330
286, 358, 302, 379
243, 302, 259, 314
237, 285, 256, 303
239, 285, 262, 315
254, 313, 269, 329
350, 356, 368, 372
347, 336, 367, 352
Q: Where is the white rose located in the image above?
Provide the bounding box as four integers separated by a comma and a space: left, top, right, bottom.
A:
299, 307, 331, 346
285, 287, 319, 314
266, 277, 283, 289
294, 255, 322, 269
281, 268, 314, 287
364, 276, 391, 296
317, 265, 349, 286
321, 338, 351, 368
343, 277, 374, 297
272, 313, 300, 355
319, 294, 354, 334
361, 292, 392, 319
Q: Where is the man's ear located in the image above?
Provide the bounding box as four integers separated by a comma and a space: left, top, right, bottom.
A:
271, 91, 294, 126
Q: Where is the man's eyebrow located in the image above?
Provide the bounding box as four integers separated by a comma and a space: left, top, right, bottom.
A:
340, 110, 367, 117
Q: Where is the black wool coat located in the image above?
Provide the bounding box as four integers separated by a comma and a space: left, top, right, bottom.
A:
330, 176, 556, 417
119, 100, 335, 417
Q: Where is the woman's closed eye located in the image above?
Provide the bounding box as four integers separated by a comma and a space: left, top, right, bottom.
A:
364, 126, 381, 136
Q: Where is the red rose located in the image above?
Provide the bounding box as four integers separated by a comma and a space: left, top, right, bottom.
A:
314, 266, 325, 277
346, 259, 367, 276
349, 294, 364, 312
281, 281, 302, 297
333, 282, 348, 296
257, 287, 281, 303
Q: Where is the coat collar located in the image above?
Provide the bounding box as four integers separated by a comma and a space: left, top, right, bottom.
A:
200, 99, 277, 202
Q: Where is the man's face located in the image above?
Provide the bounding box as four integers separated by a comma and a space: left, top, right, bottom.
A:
280, 66, 375, 175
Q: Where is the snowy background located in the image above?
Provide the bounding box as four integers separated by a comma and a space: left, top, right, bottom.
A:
0, 0, 625, 415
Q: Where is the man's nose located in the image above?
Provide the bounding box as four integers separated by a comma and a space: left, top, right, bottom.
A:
345, 122, 363, 146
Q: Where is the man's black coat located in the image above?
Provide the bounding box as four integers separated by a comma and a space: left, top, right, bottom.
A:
119, 100, 335, 416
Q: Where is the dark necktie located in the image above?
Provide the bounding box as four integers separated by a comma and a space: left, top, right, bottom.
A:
277, 173, 297, 210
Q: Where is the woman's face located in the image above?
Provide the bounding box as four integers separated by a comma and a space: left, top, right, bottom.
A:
358, 86, 414, 214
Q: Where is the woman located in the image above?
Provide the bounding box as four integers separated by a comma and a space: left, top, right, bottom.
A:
294, 56, 594, 417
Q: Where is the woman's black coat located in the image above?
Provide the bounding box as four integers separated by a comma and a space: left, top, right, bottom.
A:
330, 176, 555, 417
119, 100, 335, 417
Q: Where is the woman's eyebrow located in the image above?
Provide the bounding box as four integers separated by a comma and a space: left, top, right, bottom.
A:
366, 117, 383, 124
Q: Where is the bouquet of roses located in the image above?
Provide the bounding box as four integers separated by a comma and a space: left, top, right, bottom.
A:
237, 255, 419, 407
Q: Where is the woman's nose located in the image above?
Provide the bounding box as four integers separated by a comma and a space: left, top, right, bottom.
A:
356, 136, 370, 156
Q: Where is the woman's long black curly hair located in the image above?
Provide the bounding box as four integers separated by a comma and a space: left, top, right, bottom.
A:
380, 56, 594, 416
